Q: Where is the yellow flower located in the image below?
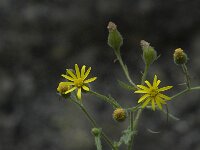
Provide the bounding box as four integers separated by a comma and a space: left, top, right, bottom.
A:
134, 75, 173, 111
61, 64, 97, 100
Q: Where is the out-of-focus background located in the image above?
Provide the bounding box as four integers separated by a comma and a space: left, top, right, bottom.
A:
0, 0, 200, 150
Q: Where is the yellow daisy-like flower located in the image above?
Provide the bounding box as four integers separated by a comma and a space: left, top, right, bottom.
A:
61, 64, 97, 100
134, 75, 173, 111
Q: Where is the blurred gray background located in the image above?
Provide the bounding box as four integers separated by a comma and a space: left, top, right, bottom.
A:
0, 0, 200, 150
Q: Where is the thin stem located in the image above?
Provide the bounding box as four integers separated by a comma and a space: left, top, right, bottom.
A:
128, 112, 134, 150
181, 64, 191, 89
128, 64, 148, 150
69, 98, 116, 150
89, 90, 121, 108
191, 86, 200, 90
170, 88, 189, 99
171, 86, 200, 99
115, 51, 138, 89
101, 132, 116, 150
141, 65, 149, 85
131, 109, 142, 148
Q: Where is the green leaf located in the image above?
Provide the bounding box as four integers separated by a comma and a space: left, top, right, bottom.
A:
117, 80, 137, 91
108, 95, 121, 108
117, 126, 136, 146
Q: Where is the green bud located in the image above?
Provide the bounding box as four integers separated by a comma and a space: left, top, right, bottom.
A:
140, 40, 157, 66
107, 21, 123, 52
173, 48, 188, 65
91, 128, 102, 136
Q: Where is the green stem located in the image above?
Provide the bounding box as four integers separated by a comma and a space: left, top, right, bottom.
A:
181, 64, 191, 89
115, 51, 138, 89
170, 88, 189, 99
131, 109, 142, 148
191, 86, 200, 90
171, 86, 200, 99
70, 98, 116, 150
128, 64, 149, 150
141, 65, 149, 85
89, 90, 121, 108
127, 112, 134, 150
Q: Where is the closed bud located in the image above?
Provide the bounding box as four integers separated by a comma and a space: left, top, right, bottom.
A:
113, 108, 126, 122
57, 82, 71, 98
91, 128, 101, 136
107, 21, 123, 52
173, 48, 188, 65
141, 40, 157, 66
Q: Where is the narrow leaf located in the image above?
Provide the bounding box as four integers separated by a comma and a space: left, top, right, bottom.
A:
117, 80, 137, 91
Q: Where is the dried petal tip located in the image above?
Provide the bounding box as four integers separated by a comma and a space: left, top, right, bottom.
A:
141, 40, 157, 66
107, 21, 123, 51
173, 48, 188, 65
113, 108, 126, 122
107, 21, 117, 32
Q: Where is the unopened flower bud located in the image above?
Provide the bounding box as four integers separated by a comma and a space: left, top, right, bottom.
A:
141, 40, 157, 66
113, 108, 126, 122
91, 128, 101, 136
107, 21, 123, 52
57, 82, 70, 95
173, 48, 188, 65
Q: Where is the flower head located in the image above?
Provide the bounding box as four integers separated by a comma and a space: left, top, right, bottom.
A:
61, 64, 97, 100
57, 82, 70, 94
113, 108, 126, 122
173, 48, 188, 65
135, 75, 173, 111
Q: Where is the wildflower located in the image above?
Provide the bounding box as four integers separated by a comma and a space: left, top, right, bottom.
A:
57, 82, 70, 94
113, 108, 126, 122
61, 64, 97, 100
173, 48, 188, 65
135, 75, 173, 111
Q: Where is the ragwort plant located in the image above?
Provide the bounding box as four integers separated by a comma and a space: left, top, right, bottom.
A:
56, 22, 200, 150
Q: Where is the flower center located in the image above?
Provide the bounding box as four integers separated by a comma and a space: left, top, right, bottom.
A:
74, 78, 84, 87
150, 89, 158, 97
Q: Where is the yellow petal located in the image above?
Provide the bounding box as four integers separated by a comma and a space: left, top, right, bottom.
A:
67, 69, 77, 79
135, 90, 149, 94
61, 74, 75, 81
158, 86, 173, 92
145, 80, 152, 88
81, 65, 86, 77
141, 98, 151, 108
138, 94, 149, 103
156, 97, 166, 104
157, 80, 161, 86
83, 67, 91, 79
158, 93, 171, 100
84, 77, 97, 83
75, 64, 80, 78
82, 85, 90, 91
65, 86, 76, 94
77, 88, 82, 99
137, 85, 150, 91
152, 100, 155, 111
153, 75, 158, 88
155, 97, 162, 110
63, 82, 74, 86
